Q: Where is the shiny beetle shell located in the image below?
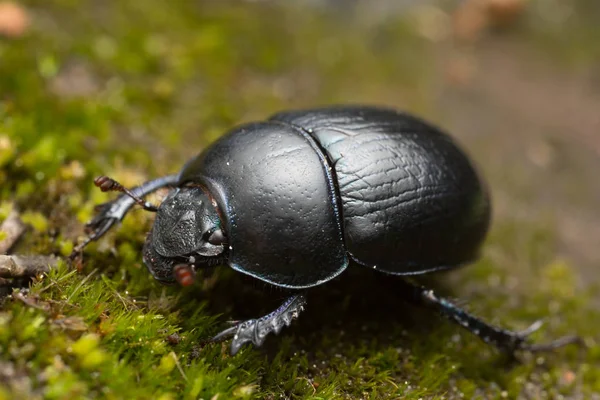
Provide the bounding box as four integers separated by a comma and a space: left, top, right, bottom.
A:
177, 106, 491, 288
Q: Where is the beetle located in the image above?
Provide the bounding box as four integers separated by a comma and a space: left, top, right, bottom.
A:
74, 105, 579, 355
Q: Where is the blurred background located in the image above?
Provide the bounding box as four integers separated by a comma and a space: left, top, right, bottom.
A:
0, 0, 599, 398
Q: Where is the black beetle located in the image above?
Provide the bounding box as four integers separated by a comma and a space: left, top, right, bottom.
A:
75, 106, 579, 355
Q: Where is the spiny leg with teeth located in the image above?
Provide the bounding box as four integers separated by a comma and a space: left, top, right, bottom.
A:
70, 174, 180, 257
210, 293, 307, 355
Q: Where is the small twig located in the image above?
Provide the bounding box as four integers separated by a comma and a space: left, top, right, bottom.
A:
170, 352, 188, 382
0, 255, 58, 278
13, 291, 50, 311
0, 211, 26, 254
52, 316, 88, 331
295, 377, 317, 395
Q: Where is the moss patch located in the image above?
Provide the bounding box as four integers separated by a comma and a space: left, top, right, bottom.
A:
1, 0, 598, 399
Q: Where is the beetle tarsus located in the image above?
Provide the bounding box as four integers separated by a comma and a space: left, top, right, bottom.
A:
393, 278, 581, 355
516, 322, 583, 352
210, 293, 307, 355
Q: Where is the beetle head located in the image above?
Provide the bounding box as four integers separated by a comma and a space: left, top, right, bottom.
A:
142, 186, 226, 285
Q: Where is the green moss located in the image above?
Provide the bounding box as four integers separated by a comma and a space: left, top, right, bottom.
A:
0, 0, 598, 399
21, 211, 49, 233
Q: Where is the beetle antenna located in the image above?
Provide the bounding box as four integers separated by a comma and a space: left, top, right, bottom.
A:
94, 175, 159, 212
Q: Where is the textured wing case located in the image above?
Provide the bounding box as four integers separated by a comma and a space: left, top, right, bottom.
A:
272, 106, 490, 274
178, 122, 347, 288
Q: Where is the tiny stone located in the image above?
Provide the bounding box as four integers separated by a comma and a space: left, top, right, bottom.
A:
536, 356, 545, 365
542, 372, 551, 381
166, 333, 181, 345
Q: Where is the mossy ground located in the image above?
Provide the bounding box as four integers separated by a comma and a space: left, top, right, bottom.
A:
0, 1, 599, 399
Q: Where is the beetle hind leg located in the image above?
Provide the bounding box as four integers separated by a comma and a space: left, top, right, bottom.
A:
396, 279, 582, 354
210, 293, 306, 355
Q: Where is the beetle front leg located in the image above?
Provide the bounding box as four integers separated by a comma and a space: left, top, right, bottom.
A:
396, 279, 582, 354
211, 293, 307, 355
72, 174, 180, 255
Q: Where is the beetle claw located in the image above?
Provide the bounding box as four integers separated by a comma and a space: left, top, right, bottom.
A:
210, 325, 239, 342
514, 321, 584, 353
69, 205, 121, 259
70, 200, 128, 259
519, 335, 585, 353
84, 195, 135, 240
519, 320, 544, 337
506, 319, 585, 353
209, 293, 307, 355
93, 201, 111, 212
85, 215, 118, 240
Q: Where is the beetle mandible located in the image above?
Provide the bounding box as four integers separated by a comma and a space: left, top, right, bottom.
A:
74, 106, 579, 355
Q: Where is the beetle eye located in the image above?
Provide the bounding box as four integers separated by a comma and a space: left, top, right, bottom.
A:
207, 229, 225, 246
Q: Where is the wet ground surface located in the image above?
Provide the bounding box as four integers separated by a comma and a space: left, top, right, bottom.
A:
440, 38, 600, 285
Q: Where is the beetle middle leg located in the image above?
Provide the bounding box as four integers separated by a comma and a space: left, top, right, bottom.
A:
72, 174, 179, 256
390, 278, 582, 354
210, 293, 306, 355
